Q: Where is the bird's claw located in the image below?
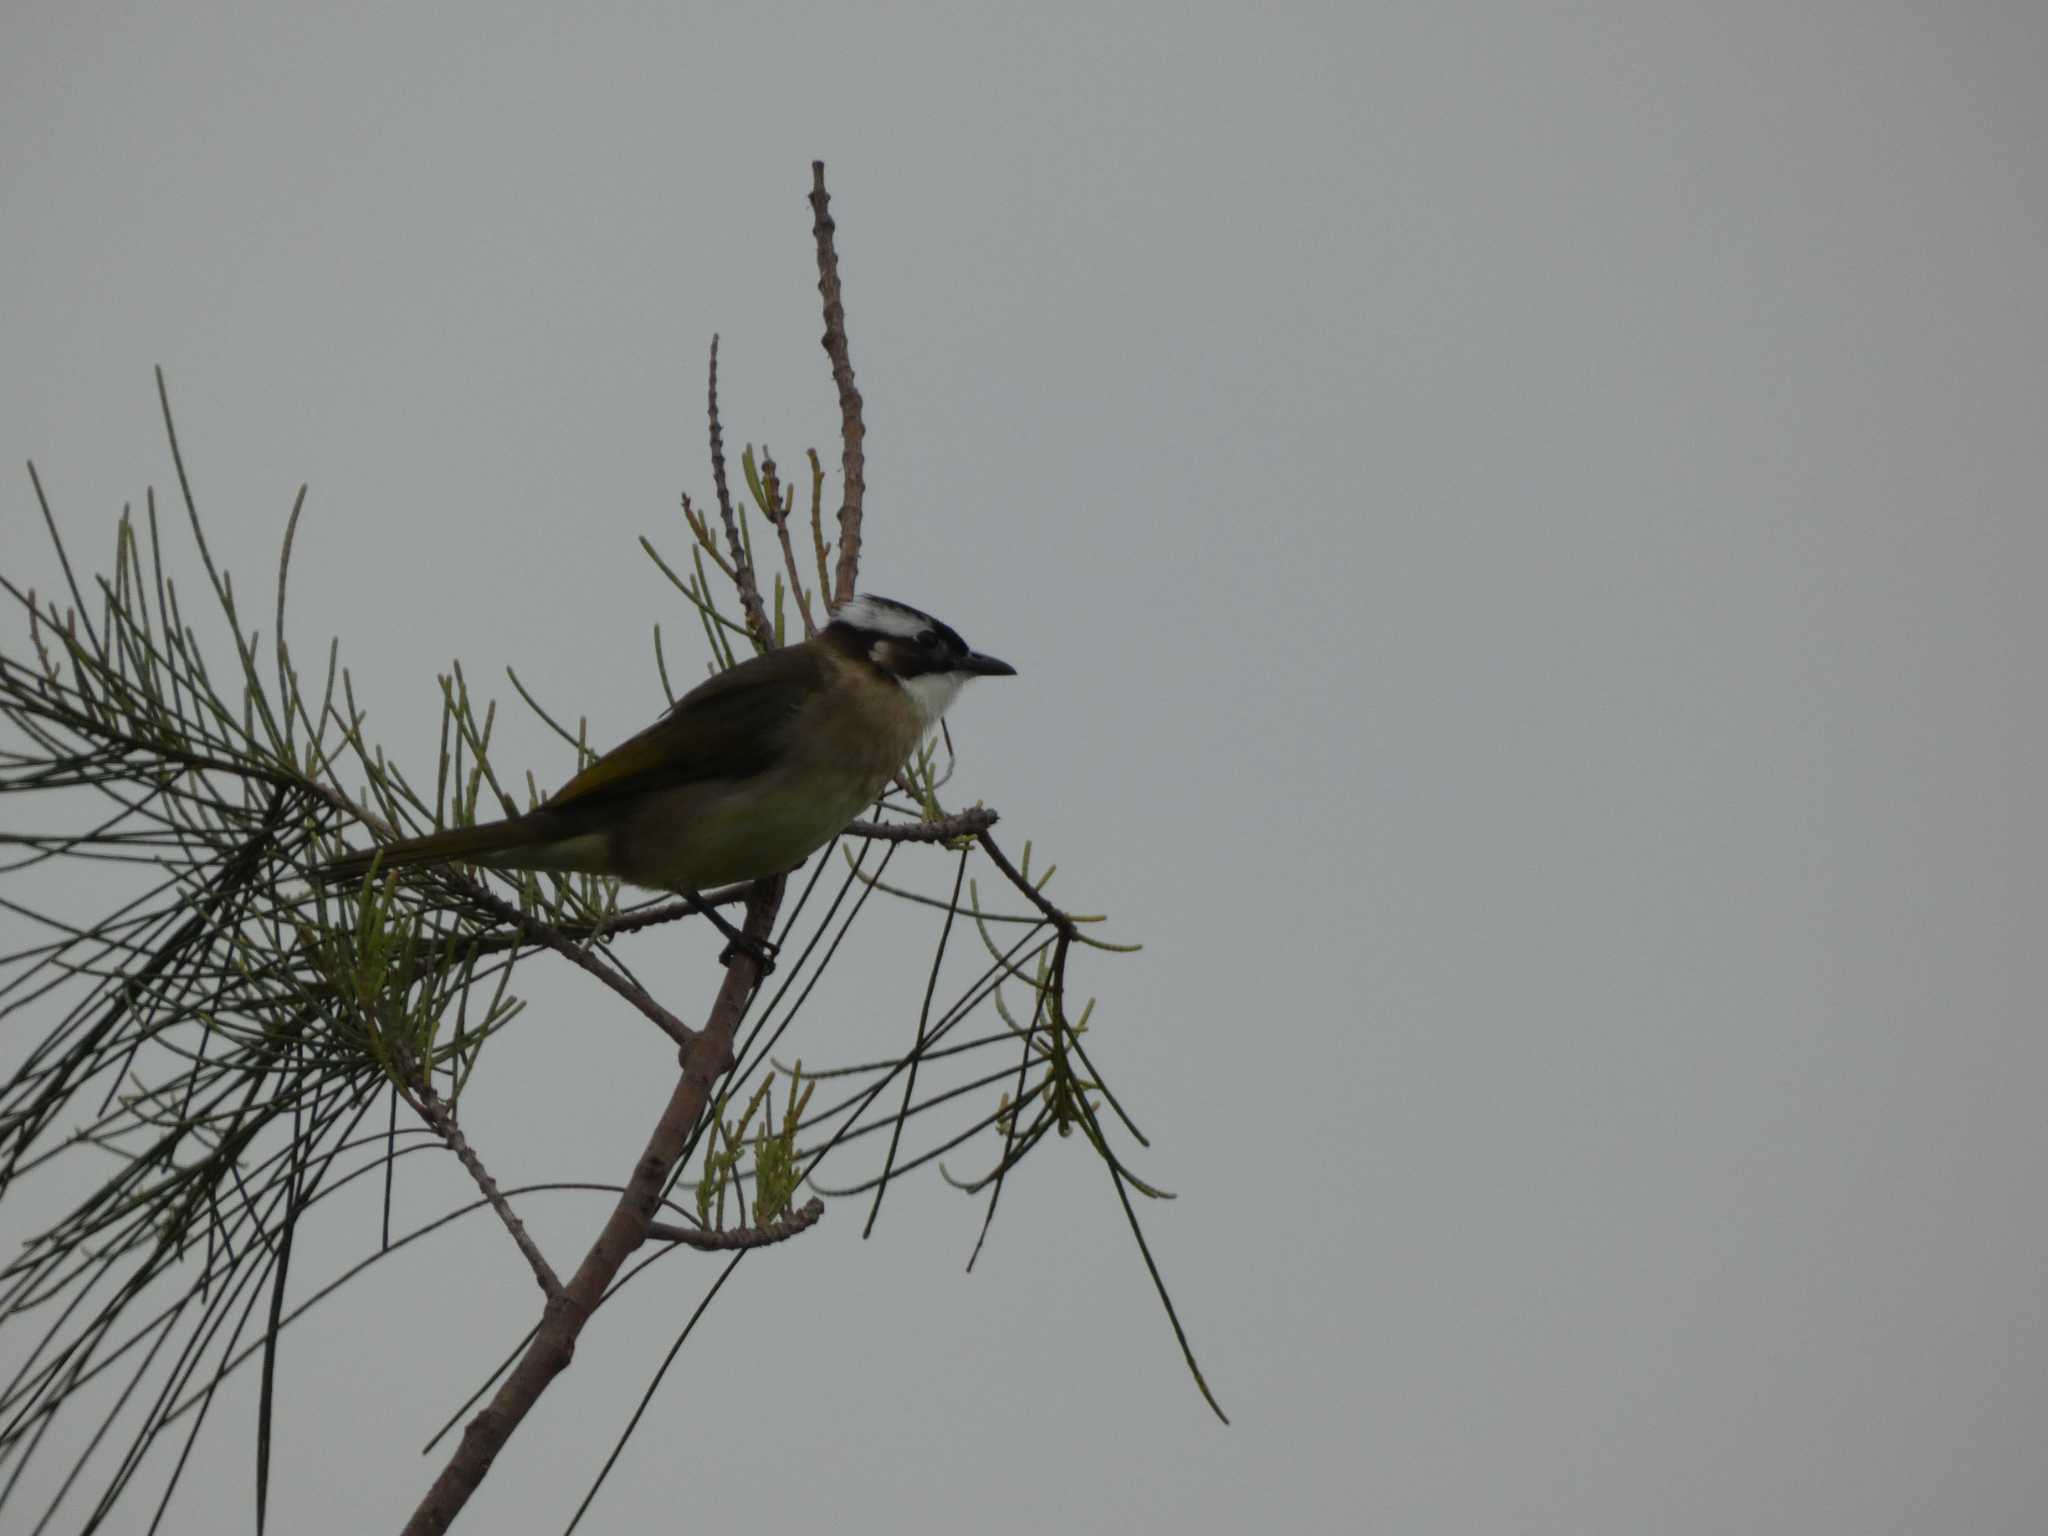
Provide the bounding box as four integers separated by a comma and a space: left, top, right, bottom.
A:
718, 932, 779, 976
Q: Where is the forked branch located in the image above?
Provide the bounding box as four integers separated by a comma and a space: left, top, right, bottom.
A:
403, 158, 870, 1534
401, 883, 781, 1535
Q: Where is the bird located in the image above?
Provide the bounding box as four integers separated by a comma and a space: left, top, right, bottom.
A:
317, 594, 1015, 957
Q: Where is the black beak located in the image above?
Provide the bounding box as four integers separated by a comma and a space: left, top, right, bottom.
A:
961, 651, 1017, 677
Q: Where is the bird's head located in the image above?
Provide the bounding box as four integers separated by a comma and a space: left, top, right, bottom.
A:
827, 594, 1016, 721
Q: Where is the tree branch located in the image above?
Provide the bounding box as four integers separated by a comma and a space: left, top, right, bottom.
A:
847, 808, 998, 843
975, 830, 1076, 937
647, 1197, 823, 1251
810, 161, 865, 604
706, 336, 773, 648
561, 881, 748, 938
400, 881, 781, 1536
444, 875, 697, 1052
755, 450, 818, 638
406, 1083, 563, 1301
806, 448, 833, 611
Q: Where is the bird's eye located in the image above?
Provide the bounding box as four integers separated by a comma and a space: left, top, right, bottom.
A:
915, 629, 938, 649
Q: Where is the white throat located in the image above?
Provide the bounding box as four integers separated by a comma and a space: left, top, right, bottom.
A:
899, 670, 966, 724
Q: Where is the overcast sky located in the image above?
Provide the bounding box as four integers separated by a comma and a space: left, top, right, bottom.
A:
5, 3, 2047, 1532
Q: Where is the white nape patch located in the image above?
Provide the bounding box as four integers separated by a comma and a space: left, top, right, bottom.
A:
899, 669, 966, 723
834, 593, 933, 641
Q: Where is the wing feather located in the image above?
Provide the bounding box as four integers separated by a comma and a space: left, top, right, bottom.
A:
545, 645, 824, 812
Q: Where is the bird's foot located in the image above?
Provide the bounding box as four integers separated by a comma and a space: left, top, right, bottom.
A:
683, 889, 778, 976
717, 930, 779, 976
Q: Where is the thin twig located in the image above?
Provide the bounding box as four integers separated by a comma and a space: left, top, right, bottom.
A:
755, 450, 817, 637
806, 449, 833, 608
438, 876, 696, 1052
406, 1085, 563, 1301
557, 882, 748, 940
846, 808, 998, 843
809, 162, 864, 603
975, 831, 1075, 937
706, 337, 772, 648
646, 1197, 823, 1251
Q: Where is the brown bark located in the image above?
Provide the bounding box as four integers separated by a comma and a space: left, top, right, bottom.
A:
399, 883, 781, 1536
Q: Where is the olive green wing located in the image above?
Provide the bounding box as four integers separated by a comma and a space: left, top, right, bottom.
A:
545, 644, 826, 813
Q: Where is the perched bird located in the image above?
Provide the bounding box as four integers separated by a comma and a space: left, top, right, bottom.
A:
318, 595, 1015, 933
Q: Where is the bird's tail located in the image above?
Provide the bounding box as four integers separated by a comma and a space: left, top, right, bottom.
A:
315, 816, 548, 887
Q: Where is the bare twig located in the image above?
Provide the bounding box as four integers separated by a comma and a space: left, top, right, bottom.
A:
975, 831, 1076, 937
756, 450, 817, 638
647, 1197, 823, 1251
806, 448, 833, 609
406, 1084, 563, 1301
562, 882, 748, 938
847, 808, 998, 843
809, 162, 864, 603
438, 875, 697, 1052
706, 337, 773, 648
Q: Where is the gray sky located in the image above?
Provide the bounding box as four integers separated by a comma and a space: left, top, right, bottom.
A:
5, 2, 2047, 1531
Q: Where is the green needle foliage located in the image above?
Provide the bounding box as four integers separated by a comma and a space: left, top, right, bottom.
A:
0, 368, 1215, 1533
